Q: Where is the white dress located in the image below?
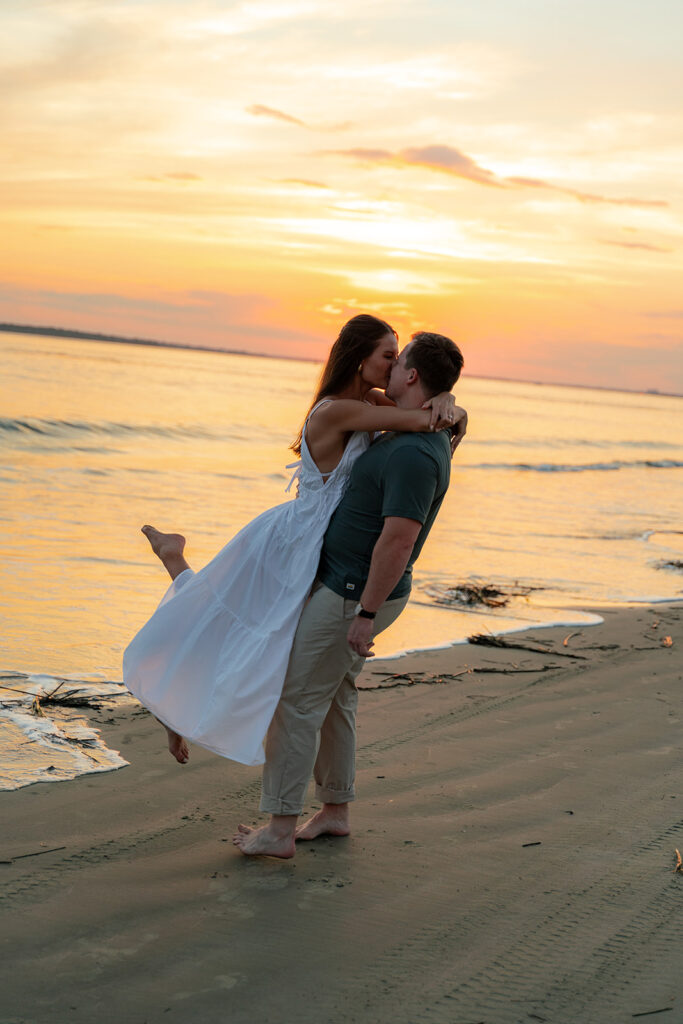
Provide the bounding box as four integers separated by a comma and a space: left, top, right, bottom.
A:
123, 404, 370, 767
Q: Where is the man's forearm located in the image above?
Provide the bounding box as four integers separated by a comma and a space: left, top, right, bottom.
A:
359, 533, 415, 612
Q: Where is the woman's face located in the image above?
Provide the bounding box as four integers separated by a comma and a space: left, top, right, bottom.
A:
362, 332, 399, 389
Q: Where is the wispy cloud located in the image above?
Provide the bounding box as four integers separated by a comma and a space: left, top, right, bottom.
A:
246, 104, 352, 133
509, 176, 668, 208
246, 104, 306, 128
165, 172, 202, 181
0, 283, 321, 351
332, 144, 669, 208
600, 239, 673, 253
280, 178, 330, 189
138, 172, 203, 183
400, 145, 502, 187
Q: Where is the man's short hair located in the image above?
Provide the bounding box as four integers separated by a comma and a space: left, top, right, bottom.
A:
406, 332, 463, 396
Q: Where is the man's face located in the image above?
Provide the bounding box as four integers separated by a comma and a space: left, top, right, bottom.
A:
385, 341, 414, 403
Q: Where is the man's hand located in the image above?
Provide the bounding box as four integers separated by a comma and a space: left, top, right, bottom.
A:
347, 614, 376, 658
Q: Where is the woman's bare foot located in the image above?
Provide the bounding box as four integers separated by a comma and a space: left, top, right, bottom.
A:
295, 804, 350, 841
141, 525, 190, 580
232, 822, 296, 859
166, 727, 189, 764
141, 524, 185, 560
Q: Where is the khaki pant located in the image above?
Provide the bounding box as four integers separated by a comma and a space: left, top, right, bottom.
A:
260, 581, 409, 815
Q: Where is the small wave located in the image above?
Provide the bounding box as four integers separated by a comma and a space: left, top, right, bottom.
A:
0, 415, 250, 444
468, 438, 682, 451
470, 459, 683, 473
0, 673, 132, 791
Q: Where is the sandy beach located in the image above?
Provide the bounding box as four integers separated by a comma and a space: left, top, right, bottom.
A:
2, 603, 681, 1024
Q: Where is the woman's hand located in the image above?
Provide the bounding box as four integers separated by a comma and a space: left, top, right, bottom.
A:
449, 407, 468, 456
422, 391, 456, 430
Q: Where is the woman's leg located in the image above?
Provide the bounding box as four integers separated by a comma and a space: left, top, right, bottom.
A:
140, 525, 192, 762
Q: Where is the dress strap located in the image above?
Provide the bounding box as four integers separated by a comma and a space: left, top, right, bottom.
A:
305, 397, 335, 424
285, 460, 301, 493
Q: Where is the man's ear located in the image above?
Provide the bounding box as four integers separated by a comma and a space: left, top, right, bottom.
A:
406, 367, 418, 384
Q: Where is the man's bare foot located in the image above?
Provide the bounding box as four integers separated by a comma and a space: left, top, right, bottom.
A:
141, 525, 190, 580
295, 805, 350, 841
232, 823, 296, 859
166, 727, 189, 764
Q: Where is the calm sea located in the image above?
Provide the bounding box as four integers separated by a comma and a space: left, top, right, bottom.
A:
2, 330, 682, 788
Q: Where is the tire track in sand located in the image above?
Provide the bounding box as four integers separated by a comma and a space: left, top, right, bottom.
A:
334, 818, 683, 1024
0, 777, 264, 907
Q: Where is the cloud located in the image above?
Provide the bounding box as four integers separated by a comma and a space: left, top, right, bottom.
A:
332, 148, 393, 161
599, 239, 674, 253
138, 172, 203, 183
502, 336, 683, 394
508, 177, 668, 209
280, 178, 330, 189
0, 284, 273, 318
400, 145, 502, 187
641, 310, 683, 319
164, 172, 202, 181
0, 283, 322, 351
246, 105, 352, 133
246, 104, 306, 128
332, 144, 668, 207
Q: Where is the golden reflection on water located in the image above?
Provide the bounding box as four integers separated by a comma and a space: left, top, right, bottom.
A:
2, 331, 682, 675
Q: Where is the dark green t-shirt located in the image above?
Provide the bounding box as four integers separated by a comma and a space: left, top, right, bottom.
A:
318, 430, 451, 601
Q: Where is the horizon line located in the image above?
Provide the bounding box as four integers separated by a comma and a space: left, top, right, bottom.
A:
1, 321, 680, 400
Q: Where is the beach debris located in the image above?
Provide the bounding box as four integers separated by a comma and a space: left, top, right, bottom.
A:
467, 634, 588, 660
363, 670, 468, 690
364, 662, 565, 689
522, 841, 542, 848
631, 1010, 673, 1018
2, 677, 131, 791
2, 845, 67, 865
423, 580, 542, 609
562, 632, 580, 647
473, 664, 561, 675
674, 848, 682, 873
662, 636, 673, 647
654, 559, 683, 573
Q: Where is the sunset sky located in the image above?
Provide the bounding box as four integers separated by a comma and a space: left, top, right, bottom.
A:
2, 0, 682, 391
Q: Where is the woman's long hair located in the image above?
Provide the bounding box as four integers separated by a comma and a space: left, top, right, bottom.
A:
291, 314, 396, 455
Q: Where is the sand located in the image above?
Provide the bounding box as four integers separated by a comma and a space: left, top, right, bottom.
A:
2, 603, 681, 1024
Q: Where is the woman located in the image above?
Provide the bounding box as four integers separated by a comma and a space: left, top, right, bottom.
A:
123, 314, 463, 766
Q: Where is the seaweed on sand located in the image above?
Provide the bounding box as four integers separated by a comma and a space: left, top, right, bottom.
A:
426, 581, 543, 609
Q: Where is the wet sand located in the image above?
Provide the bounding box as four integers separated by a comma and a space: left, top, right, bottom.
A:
2, 603, 681, 1024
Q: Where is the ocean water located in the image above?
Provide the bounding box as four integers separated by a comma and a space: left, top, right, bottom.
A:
2, 330, 682, 788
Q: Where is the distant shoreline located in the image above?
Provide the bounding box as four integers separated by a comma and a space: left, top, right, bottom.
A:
0, 321, 317, 365
1, 321, 680, 398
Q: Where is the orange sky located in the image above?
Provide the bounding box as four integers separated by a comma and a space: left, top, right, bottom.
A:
2, 0, 682, 391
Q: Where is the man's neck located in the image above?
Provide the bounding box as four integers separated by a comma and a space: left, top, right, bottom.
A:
394, 386, 429, 410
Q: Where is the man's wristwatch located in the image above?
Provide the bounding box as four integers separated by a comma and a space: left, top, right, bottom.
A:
354, 602, 376, 620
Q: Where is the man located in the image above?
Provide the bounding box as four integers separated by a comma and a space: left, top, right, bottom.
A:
233, 332, 465, 858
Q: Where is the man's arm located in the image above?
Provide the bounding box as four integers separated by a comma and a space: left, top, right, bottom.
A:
347, 516, 422, 657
